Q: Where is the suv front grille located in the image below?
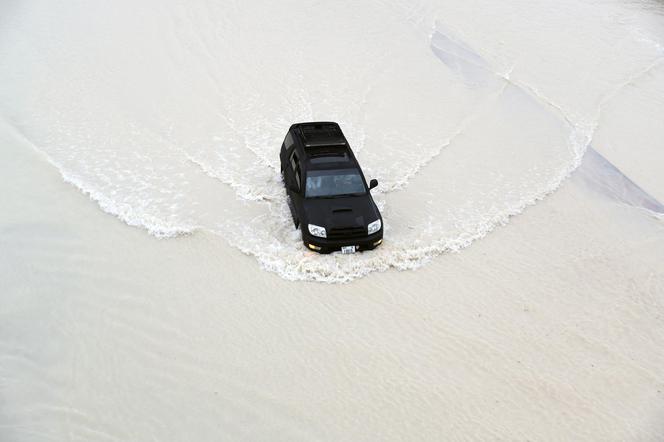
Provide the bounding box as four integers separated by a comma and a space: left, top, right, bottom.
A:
327, 226, 366, 239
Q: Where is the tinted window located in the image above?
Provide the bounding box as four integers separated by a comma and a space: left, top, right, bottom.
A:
305, 169, 366, 198
284, 132, 295, 150
290, 151, 299, 171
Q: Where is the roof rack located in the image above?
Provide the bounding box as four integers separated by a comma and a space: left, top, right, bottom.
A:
299, 123, 347, 148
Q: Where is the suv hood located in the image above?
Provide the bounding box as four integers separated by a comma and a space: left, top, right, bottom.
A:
302, 194, 380, 230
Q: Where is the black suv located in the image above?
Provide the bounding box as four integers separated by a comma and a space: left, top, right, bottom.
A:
280, 122, 383, 254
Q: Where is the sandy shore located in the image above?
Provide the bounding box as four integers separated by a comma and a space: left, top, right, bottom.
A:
3, 0, 664, 439
2, 119, 664, 440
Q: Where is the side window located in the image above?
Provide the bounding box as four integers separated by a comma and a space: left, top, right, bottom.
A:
284, 132, 295, 151
289, 151, 299, 172
289, 151, 301, 191
281, 132, 296, 167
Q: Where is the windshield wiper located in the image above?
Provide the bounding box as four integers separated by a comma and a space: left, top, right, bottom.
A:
330, 192, 366, 198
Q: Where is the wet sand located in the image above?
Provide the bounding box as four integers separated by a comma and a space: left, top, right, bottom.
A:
2, 121, 663, 440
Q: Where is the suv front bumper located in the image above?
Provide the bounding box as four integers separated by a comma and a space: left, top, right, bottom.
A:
303, 229, 383, 254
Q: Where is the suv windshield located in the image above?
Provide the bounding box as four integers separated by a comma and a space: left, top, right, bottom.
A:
305, 168, 366, 198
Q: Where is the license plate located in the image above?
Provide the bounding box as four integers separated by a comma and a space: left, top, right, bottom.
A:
341, 245, 356, 254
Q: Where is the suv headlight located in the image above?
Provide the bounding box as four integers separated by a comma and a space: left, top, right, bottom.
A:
308, 224, 327, 238
368, 219, 382, 235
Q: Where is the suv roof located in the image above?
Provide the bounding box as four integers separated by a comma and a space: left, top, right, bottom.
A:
296, 122, 347, 148
290, 122, 357, 169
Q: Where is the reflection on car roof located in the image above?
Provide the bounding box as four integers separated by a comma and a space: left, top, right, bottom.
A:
299, 123, 347, 148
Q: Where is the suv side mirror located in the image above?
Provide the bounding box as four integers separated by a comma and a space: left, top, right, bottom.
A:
369, 179, 378, 190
